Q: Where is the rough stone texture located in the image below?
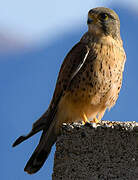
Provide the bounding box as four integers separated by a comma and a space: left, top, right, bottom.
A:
52, 121, 138, 180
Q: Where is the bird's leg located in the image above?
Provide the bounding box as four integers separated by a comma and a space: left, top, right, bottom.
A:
81, 113, 89, 125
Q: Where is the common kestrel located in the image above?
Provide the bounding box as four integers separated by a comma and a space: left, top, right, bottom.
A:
13, 7, 126, 174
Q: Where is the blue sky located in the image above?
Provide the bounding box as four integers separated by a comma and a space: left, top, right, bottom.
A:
0, 0, 138, 43
1, 1, 138, 180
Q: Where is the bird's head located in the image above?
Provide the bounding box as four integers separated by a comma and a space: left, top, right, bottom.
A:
87, 7, 120, 39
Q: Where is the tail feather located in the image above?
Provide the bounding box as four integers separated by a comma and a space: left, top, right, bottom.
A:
24, 120, 57, 174
24, 148, 50, 174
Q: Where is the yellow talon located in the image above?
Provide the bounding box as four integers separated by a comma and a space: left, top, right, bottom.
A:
82, 113, 89, 124
90, 117, 99, 124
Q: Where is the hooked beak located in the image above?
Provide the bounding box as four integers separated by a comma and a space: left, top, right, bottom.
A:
87, 15, 97, 24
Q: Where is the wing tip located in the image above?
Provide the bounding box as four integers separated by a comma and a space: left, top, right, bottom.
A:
12, 136, 26, 147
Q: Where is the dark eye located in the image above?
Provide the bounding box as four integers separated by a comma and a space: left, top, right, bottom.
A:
100, 13, 108, 21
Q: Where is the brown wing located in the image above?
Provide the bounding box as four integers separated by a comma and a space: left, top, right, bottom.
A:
43, 41, 89, 131
12, 41, 89, 147
50, 42, 89, 108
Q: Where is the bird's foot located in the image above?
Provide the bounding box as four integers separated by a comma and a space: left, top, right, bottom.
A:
90, 117, 100, 124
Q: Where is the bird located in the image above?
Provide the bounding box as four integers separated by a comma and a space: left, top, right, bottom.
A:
12, 7, 126, 174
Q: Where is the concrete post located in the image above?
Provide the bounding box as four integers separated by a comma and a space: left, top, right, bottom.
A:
52, 121, 138, 180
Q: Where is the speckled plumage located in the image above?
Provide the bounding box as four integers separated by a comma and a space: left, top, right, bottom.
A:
56, 35, 125, 127
13, 7, 126, 174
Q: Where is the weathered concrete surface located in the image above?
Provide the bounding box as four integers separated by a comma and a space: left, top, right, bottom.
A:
52, 121, 138, 180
